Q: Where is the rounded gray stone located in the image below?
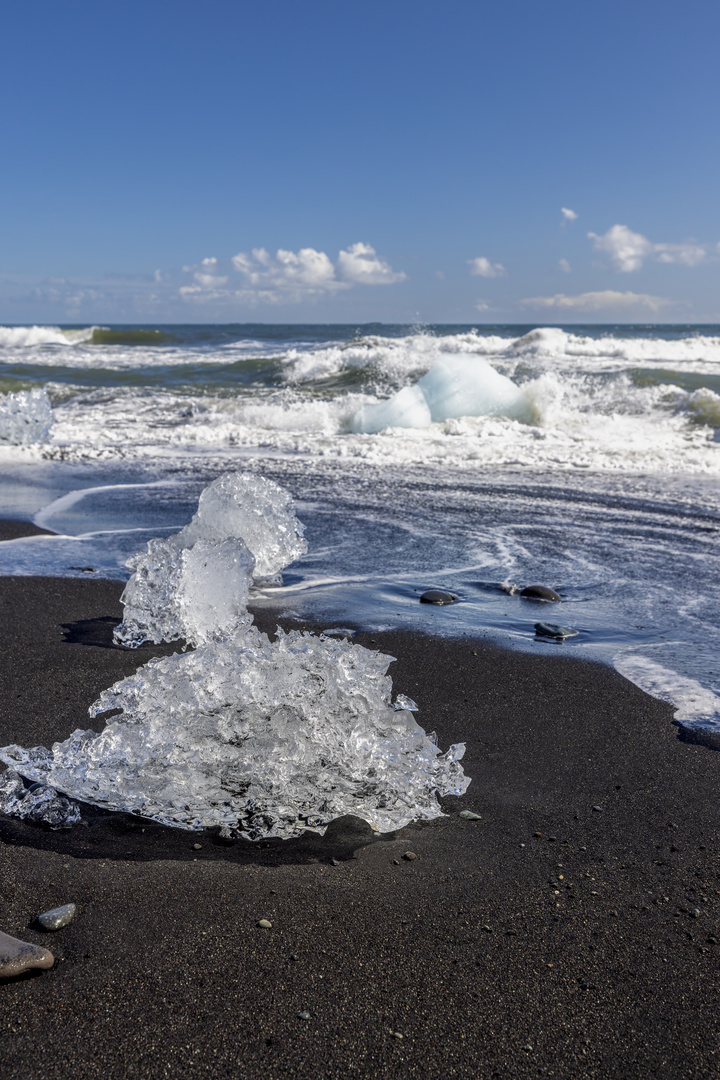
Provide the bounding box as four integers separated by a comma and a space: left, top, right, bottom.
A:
0, 930, 54, 977
419, 590, 458, 605
520, 585, 561, 601
38, 903, 77, 931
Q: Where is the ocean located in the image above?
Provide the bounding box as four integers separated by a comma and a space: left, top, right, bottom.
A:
1, 321, 719, 742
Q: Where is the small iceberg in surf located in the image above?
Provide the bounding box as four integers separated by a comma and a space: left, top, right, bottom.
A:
349, 356, 529, 433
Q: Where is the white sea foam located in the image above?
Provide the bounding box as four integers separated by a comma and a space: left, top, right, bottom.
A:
0, 325, 97, 348
614, 654, 720, 730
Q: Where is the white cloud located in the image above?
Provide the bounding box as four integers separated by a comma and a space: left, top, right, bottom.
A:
231, 247, 339, 293
468, 257, 507, 278
561, 207, 578, 221
588, 223, 709, 272
180, 255, 228, 294
654, 242, 706, 267
475, 301, 491, 311
216, 242, 406, 304
336, 242, 406, 285
520, 289, 674, 313
559, 258, 572, 273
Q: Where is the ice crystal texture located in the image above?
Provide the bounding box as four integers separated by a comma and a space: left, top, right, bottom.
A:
0, 770, 81, 829
0, 388, 53, 444
0, 628, 469, 838
114, 472, 306, 647
115, 536, 255, 648
0, 472, 470, 839
174, 471, 308, 581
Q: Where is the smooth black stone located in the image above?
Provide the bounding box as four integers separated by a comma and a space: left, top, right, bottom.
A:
520, 585, 561, 601
420, 590, 458, 605
534, 622, 578, 640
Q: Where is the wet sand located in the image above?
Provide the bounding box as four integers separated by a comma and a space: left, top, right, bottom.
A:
1, 570, 720, 1078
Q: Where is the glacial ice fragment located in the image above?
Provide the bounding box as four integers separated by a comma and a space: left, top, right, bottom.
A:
350, 356, 529, 433
0, 388, 53, 445
0, 472, 472, 839
115, 536, 255, 648
0, 770, 82, 828
174, 471, 307, 580
114, 471, 306, 647
0, 628, 470, 838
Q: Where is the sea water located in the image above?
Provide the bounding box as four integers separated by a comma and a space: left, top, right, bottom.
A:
0, 322, 719, 742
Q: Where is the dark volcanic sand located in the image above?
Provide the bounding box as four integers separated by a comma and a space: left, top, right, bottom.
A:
1, 574, 720, 1079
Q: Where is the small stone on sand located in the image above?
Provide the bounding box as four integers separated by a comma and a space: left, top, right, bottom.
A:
38, 903, 76, 931
419, 590, 457, 605
520, 586, 561, 601
403, 851, 418, 861
257, 919, 272, 929
192, 843, 202, 850
459, 810, 482, 820
0, 930, 54, 978
297, 1011, 310, 1020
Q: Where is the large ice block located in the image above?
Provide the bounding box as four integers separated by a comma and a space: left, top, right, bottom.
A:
0, 628, 470, 838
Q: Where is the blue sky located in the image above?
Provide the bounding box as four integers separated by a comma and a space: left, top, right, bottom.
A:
1, 0, 718, 324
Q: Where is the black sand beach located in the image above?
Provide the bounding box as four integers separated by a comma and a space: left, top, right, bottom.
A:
2, 567, 720, 1078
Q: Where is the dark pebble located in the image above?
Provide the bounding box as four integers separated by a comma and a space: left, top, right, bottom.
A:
403, 851, 418, 861
520, 585, 561, 601
535, 622, 578, 640
419, 590, 458, 605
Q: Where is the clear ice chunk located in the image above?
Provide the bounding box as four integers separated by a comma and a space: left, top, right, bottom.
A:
0, 629, 470, 839
174, 471, 308, 581
0, 769, 81, 829
0, 388, 53, 445
114, 471, 306, 648
0, 472, 472, 839
115, 536, 255, 648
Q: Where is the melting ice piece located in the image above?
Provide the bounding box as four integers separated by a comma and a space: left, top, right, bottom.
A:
174, 472, 308, 580
0, 629, 470, 839
114, 472, 307, 647
0, 388, 53, 445
115, 536, 255, 648
350, 357, 529, 433
0, 770, 82, 829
